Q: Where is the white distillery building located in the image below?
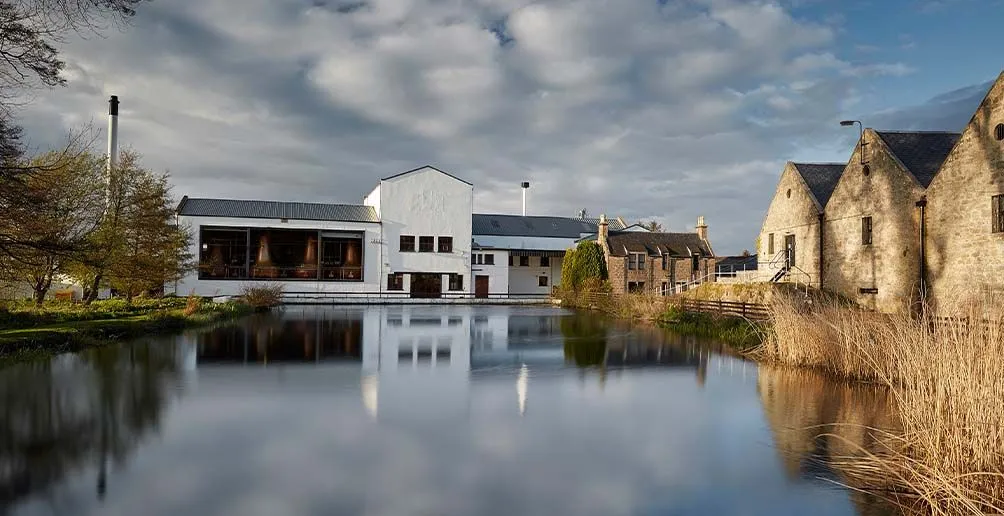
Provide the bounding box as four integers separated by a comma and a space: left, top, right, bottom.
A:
470, 214, 626, 296
173, 165, 621, 300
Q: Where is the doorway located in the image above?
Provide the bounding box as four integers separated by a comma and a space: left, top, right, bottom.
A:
784, 234, 796, 268
410, 273, 442, 299
475, 275, 489, 298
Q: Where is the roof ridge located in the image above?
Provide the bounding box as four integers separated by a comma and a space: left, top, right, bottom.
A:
186, 197, 367, 207
873, 130, 962, 135
792, 162, 845, 166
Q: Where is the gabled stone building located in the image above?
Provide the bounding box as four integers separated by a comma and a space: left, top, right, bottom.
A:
757, 162, 844, 287
823, 130, 959, 313
924, 71, 1004, 311
584, 216, 716, 295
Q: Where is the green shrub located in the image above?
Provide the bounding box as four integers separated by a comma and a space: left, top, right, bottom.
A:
239, 283, 284, 310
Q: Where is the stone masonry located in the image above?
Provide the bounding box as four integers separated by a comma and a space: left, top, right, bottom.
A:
757, 162, 828, 287
924, 72, 1004, 312
822, 130, 928, 314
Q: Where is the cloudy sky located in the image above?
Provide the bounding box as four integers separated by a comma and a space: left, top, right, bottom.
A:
14, 0, 1004, 253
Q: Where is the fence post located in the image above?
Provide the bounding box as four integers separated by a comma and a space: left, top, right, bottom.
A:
718, 298, 723, 316
742, 302, 746, 318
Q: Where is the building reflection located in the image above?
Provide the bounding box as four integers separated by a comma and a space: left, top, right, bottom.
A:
756, 366, 902, 516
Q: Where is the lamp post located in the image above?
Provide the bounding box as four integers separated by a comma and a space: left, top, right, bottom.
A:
840, 120, 865, 166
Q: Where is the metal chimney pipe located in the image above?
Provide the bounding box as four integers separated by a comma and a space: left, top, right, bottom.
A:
521, 181, 530, 216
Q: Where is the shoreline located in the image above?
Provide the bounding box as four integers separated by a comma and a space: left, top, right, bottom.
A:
0, 301, 254, 364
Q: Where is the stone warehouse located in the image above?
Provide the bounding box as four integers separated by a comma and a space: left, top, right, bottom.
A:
758, 70, 1004, 314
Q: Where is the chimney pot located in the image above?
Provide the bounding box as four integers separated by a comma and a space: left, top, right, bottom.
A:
696, 216, 708, 241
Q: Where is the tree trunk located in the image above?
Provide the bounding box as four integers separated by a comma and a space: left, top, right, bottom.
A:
85, 273, 102, 304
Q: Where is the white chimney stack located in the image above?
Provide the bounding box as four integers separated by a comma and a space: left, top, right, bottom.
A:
521, 181, 530, 216
107, 95, 119, 174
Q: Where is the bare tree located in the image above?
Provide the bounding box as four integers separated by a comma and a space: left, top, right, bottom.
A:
640, 220, 664, 232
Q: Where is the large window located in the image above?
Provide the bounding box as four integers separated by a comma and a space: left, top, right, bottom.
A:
438, 237, 453, 253
628, 253, 645, 270
198, 226, 363, 281
400, 235, 415, 252
993, 195, 1004, 233
419, 236, 435, 252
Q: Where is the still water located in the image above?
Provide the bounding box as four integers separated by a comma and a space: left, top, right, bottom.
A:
0, 305, 898, 516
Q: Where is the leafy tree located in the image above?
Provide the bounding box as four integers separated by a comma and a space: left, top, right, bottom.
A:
0, 151, 105, 304
72, 152, 191, 302
640, 220, 664, 232
561, 241, 608, 292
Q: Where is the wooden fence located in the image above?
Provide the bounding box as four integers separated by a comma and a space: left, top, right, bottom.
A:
675, 298, 771, 322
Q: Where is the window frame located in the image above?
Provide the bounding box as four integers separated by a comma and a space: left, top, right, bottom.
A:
993, 195, 1004, 234
438, 236, 453, 253
862, 216, 873, 245
387, 273, 404, 291
400, 235, 415, 253
538, 276, 548, 287
540, 256, 550, 267
768, 233, 775, 255
448, 273, 464, 291
484, 253, 495, 265
519, 256, 530, 267
418, 236, 435, 253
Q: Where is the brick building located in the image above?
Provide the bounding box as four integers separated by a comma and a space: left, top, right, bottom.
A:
583, 216, 716, 295
757, 162, 844, 287
924, 71, 1004, 312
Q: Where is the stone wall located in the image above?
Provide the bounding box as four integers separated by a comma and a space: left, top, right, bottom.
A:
757, 162, 826, 287
607, 254, 715, 295
822, 129, 925, 314
925, 73, 1004, 311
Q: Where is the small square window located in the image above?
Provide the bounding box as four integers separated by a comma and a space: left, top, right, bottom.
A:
519, 256, 529, 267
438, 236, 453, 253
538, 276, 548, 287
400, 235, 415, 252
448, 274, 464, 291
387, 273, 404, 291
419, 236, 434, 252
540, 256, 550, 267
484, 253, 495, 265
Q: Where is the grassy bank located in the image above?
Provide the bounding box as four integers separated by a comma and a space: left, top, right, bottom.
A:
757, 293, 1004, 515
0, 297, 253, 362
559, 285, 766, 352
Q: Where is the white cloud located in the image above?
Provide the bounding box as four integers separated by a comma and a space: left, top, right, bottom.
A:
9, 0, 968, 253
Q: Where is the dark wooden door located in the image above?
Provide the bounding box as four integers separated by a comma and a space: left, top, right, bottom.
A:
784, 234, 796, 268
475, 275, 489, 298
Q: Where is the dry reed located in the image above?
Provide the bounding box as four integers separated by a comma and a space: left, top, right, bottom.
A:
757, 291, 1004, 515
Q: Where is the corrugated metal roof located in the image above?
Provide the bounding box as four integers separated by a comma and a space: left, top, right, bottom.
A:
472, 214, 625, 238
791, 163, 845, 208
874, 131, 960, 188
177, 197, 379, 223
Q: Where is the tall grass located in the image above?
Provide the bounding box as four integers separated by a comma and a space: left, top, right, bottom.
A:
758, 292, 1004, 515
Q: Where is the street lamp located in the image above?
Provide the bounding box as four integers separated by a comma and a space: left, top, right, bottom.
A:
840, 120, 866, 166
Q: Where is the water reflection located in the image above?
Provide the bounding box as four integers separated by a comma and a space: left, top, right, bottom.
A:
0, 341, 191, 511
757, 367, 901, 515
0, 306, 900, 516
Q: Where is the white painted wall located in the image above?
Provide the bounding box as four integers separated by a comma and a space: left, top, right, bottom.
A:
508, 255, 559, 295
471, 250, 509, 294
378, 167, 474, 295
174, 215, 382, 297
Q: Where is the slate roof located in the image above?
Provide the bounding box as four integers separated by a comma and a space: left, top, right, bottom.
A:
176, 197, 379, 223
600, 231, 714, 257
472, 214, 625, 238
716, 255, 758, 272
874, 131, 960, 188
791, 163, 845, 207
